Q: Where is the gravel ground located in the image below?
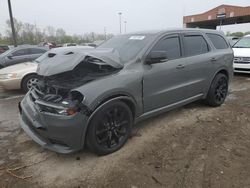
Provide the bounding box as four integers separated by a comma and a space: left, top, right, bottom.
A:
0, 74, 250, 188
0, 86, 24, 99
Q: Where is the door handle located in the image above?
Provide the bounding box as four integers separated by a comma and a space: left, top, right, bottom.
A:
211, 57, 217, 62
176, 64, 185, 69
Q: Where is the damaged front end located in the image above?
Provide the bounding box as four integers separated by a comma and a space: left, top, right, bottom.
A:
19, 47, 122, 153
34, 56, 119, 116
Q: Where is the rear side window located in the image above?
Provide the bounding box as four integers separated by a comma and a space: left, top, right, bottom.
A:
12, 49, 29, 56
151, 36, 181, 60
207, 33, 229, 49
30, 48, 47, 54
183, 35, 209, 56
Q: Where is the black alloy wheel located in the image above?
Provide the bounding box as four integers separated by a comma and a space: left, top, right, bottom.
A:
87, 101, 133, 155
206, 73, 229, 107
214, 76, 228, 104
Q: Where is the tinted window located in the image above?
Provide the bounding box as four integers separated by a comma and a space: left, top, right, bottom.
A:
184, 35, 209, 56
12, 49, 29, 56
207, 33, 229, 49
151, 36, 181, 59
30, 48, 46, 54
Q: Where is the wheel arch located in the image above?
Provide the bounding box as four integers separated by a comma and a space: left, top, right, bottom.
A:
89, 94, 137, 122
205, 67, 229, 99
216, 69, 229, 78
81, 94, 137, 149
205, 69, 229, 107
209, 68, 229, 86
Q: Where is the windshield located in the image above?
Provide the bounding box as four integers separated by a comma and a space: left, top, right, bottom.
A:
233, 37, 250, 48
97, 34, 154, 63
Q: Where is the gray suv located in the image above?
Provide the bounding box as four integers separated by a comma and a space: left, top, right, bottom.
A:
0, 46, 47, 68
19, 29, 233, 155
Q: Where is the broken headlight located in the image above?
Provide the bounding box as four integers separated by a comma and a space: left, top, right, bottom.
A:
56, 108, 77, 116
58, 91, 85, 116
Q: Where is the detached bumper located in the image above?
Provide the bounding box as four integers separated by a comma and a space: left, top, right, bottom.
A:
19, 93, 89, 154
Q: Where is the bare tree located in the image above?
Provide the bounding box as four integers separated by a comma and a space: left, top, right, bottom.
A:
1, 18, 114, 45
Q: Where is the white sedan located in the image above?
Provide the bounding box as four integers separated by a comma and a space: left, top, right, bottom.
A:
233, 35, 250, 74
0, 61, 38, 92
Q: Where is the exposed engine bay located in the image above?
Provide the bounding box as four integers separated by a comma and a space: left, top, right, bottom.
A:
31, 56, 120, 115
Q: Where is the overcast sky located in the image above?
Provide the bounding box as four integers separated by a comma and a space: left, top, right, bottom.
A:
0, 0, 250, 36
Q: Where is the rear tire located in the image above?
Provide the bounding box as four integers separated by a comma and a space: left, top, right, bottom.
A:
205, 73, 228, 107
86, 101, 133, 155
21, 74, 39, 93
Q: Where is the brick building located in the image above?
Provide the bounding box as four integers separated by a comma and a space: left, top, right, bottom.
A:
183, 5, 250, 29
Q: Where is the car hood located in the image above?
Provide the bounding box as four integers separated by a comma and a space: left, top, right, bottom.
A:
36, 47, 123, 76
233, 48, 250, 57
0, 62, 37, 74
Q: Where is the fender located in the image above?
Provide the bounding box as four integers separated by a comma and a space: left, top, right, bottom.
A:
80, 95, 137, 148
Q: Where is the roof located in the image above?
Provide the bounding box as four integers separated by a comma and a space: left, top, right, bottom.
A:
124, 28, 224, 36
10, 45, 48, 50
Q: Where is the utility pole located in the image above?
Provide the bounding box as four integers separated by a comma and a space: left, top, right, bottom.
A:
118, 12, 122, 34
219, 20, 222, 30
124, 21, 127, 33
7, 0, 17, 46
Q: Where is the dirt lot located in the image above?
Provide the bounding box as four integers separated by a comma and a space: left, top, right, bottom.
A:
0, 74, 250, 188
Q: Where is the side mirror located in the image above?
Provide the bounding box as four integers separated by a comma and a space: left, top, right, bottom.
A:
146, 51, 168, 64
7, 54, 13, 59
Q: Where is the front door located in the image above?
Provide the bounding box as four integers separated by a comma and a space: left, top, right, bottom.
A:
143, 34, 188, 112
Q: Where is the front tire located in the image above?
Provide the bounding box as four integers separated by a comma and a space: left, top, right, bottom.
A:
21, 74, 39, 93
205, 73, 228, 107
86, 101, 133, 155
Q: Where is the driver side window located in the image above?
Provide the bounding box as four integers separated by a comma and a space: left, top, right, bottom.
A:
151, 36, 181, 60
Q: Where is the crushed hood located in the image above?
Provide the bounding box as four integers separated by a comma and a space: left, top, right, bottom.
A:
36, 46, 123, 76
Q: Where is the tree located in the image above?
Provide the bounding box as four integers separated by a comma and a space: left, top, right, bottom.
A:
55, 28, 66, 43
1, 18, 114, 45
45, 26, 55, 36
20, 23, 36, 44
229, 32, 244, 37
226, 31, 231, 36
244, 31, 250, 36
5, 18, 23, 44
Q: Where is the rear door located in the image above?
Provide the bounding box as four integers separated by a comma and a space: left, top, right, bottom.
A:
206, 33, 233, 73
143, 34, 189, 112
181, 32, 215, 98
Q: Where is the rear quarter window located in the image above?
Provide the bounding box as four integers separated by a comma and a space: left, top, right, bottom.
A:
207, 33, 229, 49
30, 48, 47, 54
